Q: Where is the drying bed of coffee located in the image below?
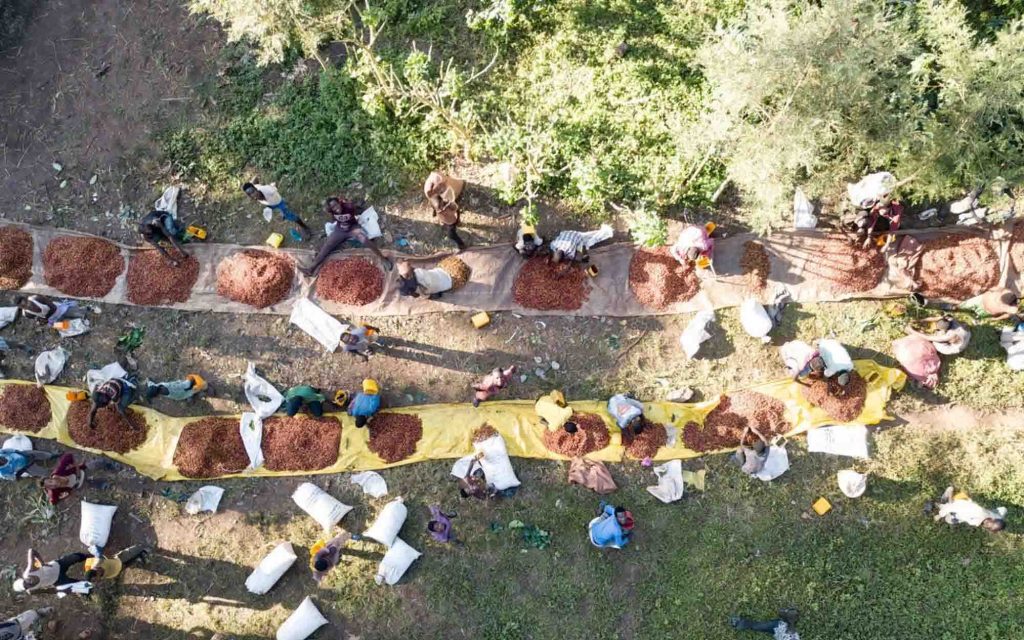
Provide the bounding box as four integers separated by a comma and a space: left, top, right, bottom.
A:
0, 226, 33, 290
315, 258, 384, 305
472, 424, 499, 443
796, 236, 886, 294
800, 371, 867, 422
368, 413, 424, 463
67, 402, 149, 453
0, 385, 51, 432
542, 412, 611, 457
1011, 224, 1024, 277
43, 236, 125, 297
682, 391, 791, 452
918, 235, 1000, 300
622, 419, 668, 460
512, 256, 591, 311
261, 415, 341, 471
173, 417, 250, 478
628, 247, 701, 310
126, 250, 200, 305
740, 241, 770, 293
438, 256, 471, 289
216, 249, 294, 308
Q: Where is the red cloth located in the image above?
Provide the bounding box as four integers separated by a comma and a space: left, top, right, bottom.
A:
44, 453, 85, 504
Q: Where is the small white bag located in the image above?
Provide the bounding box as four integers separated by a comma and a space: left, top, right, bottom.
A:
817, 339, 853, 377
292, 483, 353, 533
239, 412, 265, 471
375, 537, 421, 586
679, 311, 714, 359
277, 596, 329, 640
363, 497, 408, 548
34, 347, 69, 386
740, 298, 772, 342
244, 363, 283, 419
79, 502, 117, 549
246, 542, 297, 595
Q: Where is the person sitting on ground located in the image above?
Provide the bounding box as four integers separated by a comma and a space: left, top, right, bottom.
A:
310, 529, 359, 583
138, 209, 189, 265
242, 181, 312, 240
88, 375, 138, 429
15, 294, 85, 326
40, 453, 87, 504
15, 548, 90, 594
424, 171, 467, 251
340, 324, 381, 362
669, 223, 715, 269
731, 426, 769, 477
427, 505, 456, 543
144, 374, 208, 402
607, 393, 645, 438
929, 486, 1007, 532
348, 379, 381, 428
0, 448, 56, 481
514, 223, 544, 258
854, 198, 903, 249
792, 351, 851, 395
459, 453, 497, 500
283, 384, 326, 418
905, 315, 971, 356
84, 545, 149, 583
300, 197, 392, 276
588, 501, 634, 549
534, 390, 577, 434
729, 608, 800, 639
0, 606, 53, 640
472, 366, 517, 407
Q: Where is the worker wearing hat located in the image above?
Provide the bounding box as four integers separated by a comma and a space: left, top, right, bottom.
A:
348, 379, 382, 428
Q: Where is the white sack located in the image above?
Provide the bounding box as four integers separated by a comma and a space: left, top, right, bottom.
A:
246, 542, 297, 595
185, 486, 224, 515
375, 538, 421, 586
350, 471, 388, 498
363, 497, 408, 548
793, 188, 817, 229
245, 362, 283, 419
292, 483, 352, 533
289, 298, 346, 353
276, 597, 329, 640
679, 311, 714, 359
474, 435, 520, 491
79, 502, 117, 549
740, 298, 772, 342
35, 347, 69, 386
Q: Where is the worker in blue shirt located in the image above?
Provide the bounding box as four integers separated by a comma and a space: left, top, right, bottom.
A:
588, 501, 634, 549
348, 379, 382, 428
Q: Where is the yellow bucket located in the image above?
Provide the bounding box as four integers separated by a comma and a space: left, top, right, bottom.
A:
812, 497, 832, 516
266, 232, 284, 248
471, 312, 491, 328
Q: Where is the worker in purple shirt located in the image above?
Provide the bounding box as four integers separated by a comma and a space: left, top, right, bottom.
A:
348, 379, 382, 428
426, 505, 456, 543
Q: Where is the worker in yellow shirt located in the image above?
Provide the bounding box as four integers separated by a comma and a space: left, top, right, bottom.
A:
84, 545, 148, 581
534, 390, 577, 434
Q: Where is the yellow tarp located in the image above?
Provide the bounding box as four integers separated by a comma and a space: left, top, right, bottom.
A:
0, 361, 905, 481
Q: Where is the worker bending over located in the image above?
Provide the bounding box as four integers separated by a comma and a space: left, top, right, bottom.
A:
348, 379, 382, 428
283, 385, 326, 417
138, 209, 189, 265
607, 393, 644, 438
89, 375, 139, 428
905, 315, 971, 356
669, 223, 715, 269
535, 390, 577, 434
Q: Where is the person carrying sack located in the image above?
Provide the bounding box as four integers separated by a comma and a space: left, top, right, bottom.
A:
424, 171, 467, 251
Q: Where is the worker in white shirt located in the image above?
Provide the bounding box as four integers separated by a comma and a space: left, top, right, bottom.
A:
930, 486, 1006, 532
242, 181, 312, 239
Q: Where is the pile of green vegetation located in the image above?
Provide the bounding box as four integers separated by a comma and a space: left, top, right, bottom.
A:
172, 0, 1024, 231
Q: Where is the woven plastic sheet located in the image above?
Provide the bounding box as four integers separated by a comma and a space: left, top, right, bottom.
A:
4, 222, 1019, 317
0, 361, 904, 480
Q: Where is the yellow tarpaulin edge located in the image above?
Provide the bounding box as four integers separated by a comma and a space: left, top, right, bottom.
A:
0, 361, 905, 481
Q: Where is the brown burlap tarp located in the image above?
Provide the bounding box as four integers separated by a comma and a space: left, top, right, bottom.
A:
3, 222, 1019, 317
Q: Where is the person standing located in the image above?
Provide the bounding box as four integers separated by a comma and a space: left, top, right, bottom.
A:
300, 198, 392, 276
340, 325, 380, 362
588, 502, 634, 549
472, 366, 516, 407
242, 182, 312, 239
426, 505, 456, 543
310, 529, 359, 583
424, 171, 467, 250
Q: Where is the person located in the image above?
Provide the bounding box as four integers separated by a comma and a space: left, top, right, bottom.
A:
423, 171, 467, 250
669, 223, 715, 268
0, 606, 53, 640
16, 547, 90, 593
607, 393, 644, 438
15, 294, 85, 326
40, 453, 87, 504
340, 325, 381, 362
472, 366, 516, 407
962, 288, 1020, 321
84, 545, 149, 583
242, 182, 312, 239
854, 198, 903, 249
310, 529, 358, 583
427, 505, 456, 543
144, 374, 208, 402
930, 486, 1007, 532
397, 257, 471, 300
283, 384, 326, 417
138, 209, 188, 265
88, 375, 138, 429
348, 379, 381, 428
905, 315, 971, 356
729, 608, 800, 639
300, 197, 392, 276
792, 345, 851, 394
548, 224, 612, 266
588, 502, 634, 549
458, 454, 497, 500
731, 426, 769, 477
0, 449, 56, 481
515, 223, 544, 258
535, 390, 576, 433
